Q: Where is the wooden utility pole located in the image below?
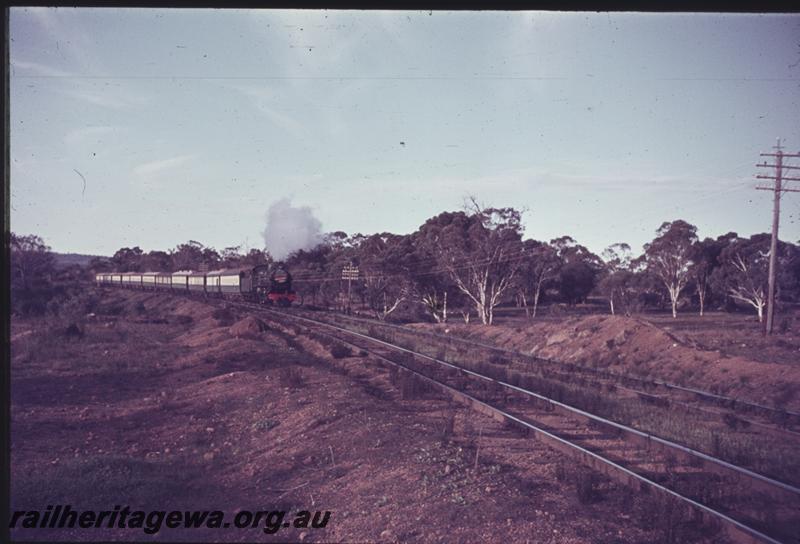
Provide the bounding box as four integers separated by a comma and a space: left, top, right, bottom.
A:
756, 138, 800, 334
341, 263, 359, 314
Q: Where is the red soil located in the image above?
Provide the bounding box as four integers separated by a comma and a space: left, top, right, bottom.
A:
412, 314, 800, 412
10, 291, 722, 542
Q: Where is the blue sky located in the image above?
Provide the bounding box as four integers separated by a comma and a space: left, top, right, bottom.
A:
9, 8, 800, 257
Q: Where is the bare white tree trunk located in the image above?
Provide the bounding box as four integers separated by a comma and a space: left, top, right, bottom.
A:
666, 284, 682, 318
697, 284, 706, 317
421, 292, 444, 323
520, 290, 530, 319
447, 245, 519, 327
729, 254, 767, 323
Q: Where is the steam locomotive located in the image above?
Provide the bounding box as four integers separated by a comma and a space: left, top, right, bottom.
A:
95, 263, 296, 307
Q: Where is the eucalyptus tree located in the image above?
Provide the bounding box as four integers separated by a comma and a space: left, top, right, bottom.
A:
431, 205, 524, 325
172, 241, 210, 271
142, 250, 173, 272
713, 234, 779, 322
598, 243, 635, 315
10, 233, 57, 315
643, 220, 698, 318
358, 233, 413, 320
551, 236, 603, 305
220, 246, 244, 268
409, 224, 456, 323
688, 233, 735, 316
111, 246, 144, 272
516, 239, 560, 318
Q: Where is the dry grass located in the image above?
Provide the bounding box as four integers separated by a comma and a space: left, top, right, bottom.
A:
330, 317, 800, 485
277, 365, 305, 388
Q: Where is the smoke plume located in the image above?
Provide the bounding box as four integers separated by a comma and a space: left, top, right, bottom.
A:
262, 198, 323, 261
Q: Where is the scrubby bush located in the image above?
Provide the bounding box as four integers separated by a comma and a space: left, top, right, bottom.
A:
330, 344, 352, 359
174, 315, 193, 326
277, 366, 304, 388
574, 471, 602, 504
211, 308, 235, 326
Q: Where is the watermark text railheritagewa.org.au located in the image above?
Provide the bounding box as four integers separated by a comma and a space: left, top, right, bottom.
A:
10, 505, 331, 535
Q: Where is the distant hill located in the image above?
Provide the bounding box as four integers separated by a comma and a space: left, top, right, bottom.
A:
53, 252, 108, 269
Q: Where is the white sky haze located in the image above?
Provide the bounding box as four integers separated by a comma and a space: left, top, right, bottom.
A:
9, 8, 800, 256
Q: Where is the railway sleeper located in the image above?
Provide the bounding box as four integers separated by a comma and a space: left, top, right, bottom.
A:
263, 309, 795, 544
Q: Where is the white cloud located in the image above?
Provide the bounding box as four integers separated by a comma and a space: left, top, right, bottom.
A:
10, 59, 72, 78
226, 83, 306, 138
17, 7, 98, 73
64, 125, 117, 145
133, 154, 194, 176
61, 85, 148, 110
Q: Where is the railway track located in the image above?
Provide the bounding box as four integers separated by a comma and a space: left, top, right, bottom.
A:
236, 306, 800, 489
286, 308, 800, 436
322, 315, 800, 424
233, 303, 799, 544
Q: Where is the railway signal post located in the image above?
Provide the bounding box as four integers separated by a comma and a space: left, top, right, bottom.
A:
342, 263, 359, 314
756, 138, 800, 335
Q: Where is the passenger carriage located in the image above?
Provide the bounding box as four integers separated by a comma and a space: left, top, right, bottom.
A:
204, 268, 253, 297
141, 272, 158, 291
155, 273, 172, 291
100, 264, 294, 305
129, 273, 143, 289
188, 271, 206, 294
171, 270, 192, 294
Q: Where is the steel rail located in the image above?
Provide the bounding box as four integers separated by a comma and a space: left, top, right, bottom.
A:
262, 306, 800, 498
302, 309, 800, 439
257, 306, 786, 544
292, 308, 800, 421
295, 310, 800, 440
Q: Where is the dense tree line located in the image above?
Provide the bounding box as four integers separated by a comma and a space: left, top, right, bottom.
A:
10, 233, 89, 316
91, 241, 271, 274
11, 204, 800, 323
284, 207, 800, 324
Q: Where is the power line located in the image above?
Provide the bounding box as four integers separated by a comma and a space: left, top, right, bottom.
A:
290, 241, 554, 285
755, 137, 800, 335
11, 74, 800, 83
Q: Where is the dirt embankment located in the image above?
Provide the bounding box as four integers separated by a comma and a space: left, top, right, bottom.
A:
414, 315, 800, 413
11, 290, 709, 543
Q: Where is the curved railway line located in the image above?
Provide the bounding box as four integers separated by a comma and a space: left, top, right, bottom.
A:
240, 306, 800, 484
223, 302, 800, 544
291, 308, 800, 433
258, 307, 800, 449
